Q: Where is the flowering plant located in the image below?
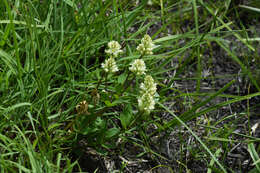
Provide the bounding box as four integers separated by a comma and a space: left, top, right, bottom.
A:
105, 40, 123, 58
129, 59, 146, 75
73, 34, 158, 148
137, 34, 155, 55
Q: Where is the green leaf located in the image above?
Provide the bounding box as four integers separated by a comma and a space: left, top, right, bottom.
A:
253, 159, 260, 166
120, 104, 133, 129
105, 99, 122, 107
239, 5, 260, 13
248, 167, 260, 173
48, 123, 63, 132
248, 143, 260, 172
206, 137, 239, 143
63, 0, 78, 10
4, 102, 31, 113
0, 49, 18, 75
105, 100, 113, 107
118, 73, 127, 84
207, 148, 222, 173
105, 128, 120, 139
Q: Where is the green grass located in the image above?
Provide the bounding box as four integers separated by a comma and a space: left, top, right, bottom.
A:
0, 0, 260, 172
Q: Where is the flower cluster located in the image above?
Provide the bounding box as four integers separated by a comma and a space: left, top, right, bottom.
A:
102, 36, 158, 115
138, 75, 157, 114
136, 34, 155, 55
130, 35, 157, 114
105, 40, 123, 58
102, 41, 123, 73
140, 75, 157, 96
138, 93, 155, 114
101, 57, 118, 73
129, 59, 146, 75
76, 100, 90, 115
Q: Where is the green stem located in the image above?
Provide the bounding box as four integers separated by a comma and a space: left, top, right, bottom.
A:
120, 71, 132, 96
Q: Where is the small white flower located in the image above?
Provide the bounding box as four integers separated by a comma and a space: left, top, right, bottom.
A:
251, 123, 259, 134
137, 34, 155, 55
101, 57, 119, 73
105, 40, 123, 57
147, 0, 153, 5
129, 59, 146, 75
138, 93, 155, 114
202, 69, 211, 78
140, 75, 157, 96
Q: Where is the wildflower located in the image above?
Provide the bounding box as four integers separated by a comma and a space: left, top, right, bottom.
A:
140, 75, 157, 96
138, 75, 157, 114
101, 57, 119, 73
137, 34, 155, 55
76, 100, 90, 114
202, 69, 211, 78
251, 123, 259, 135
147, 0, 153, 6
129, 59, 146, 75
138, 92, 155, 114
105, 40, 123, 57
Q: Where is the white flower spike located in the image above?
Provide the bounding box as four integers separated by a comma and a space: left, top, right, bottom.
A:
138, 92, 155, 114
101, 57, 119, 73
105, 40, 123, 57
129, 59, 146, 75
138, 75, 157, 114
137, 34, 155, 55
140, 75, 157, 96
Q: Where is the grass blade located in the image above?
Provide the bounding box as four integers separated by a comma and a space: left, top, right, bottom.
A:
158, 102, 227, 173
248, 143, 260, 172
161, 80, 234, 130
